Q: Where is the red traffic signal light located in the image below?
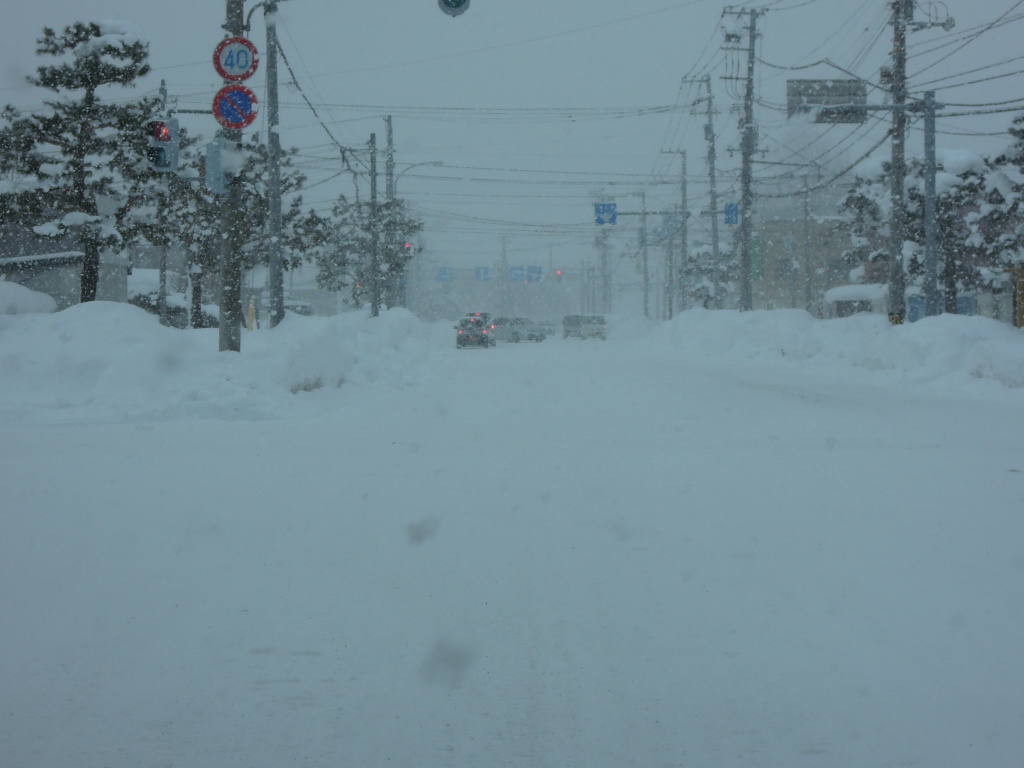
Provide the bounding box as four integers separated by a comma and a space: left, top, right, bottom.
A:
148, 121, 171, 141
145, 117, 179, 172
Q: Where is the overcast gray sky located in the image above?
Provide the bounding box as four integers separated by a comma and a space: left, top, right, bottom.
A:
3, 1, 1022, 269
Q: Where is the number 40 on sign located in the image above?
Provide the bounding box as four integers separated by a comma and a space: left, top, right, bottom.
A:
213, 37, 259, 82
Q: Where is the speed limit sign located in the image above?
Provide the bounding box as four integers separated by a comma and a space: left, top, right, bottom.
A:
213, 37, 259, 82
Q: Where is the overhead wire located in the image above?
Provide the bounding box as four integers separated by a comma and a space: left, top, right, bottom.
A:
274, 36, 364, 177
908, 1, 1024, 79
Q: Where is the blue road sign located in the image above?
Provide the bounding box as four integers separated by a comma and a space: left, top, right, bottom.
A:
213, 84, 258, 130
595, 203, 617, 225
475, 267, 490, 282
724, 202, 739, 225
438, 267, 454, 282
509, 266, 526, 282
527, 266, 543, 283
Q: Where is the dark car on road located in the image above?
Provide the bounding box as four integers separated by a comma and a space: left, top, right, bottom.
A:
562, 314, 607, 339
455, 317, 493, 348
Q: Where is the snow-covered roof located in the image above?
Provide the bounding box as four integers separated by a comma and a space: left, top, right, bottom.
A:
824, 283, 888, 303
0, 251, 84, 272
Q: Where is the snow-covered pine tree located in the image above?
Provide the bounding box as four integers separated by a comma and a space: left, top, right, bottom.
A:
315, 193, 423, 310
6, 22, 154, 302
976, 113, 1024, 285
838, 162, 891, 285
905, 152, 986, 312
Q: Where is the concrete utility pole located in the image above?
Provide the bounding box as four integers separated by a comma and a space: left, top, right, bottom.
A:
501, 236, 510, 315
369, 132, 382, 316
702, 75, 722, 308
678, 150, 689, 312
640, 190, 649, 318
661, 149, 689, 317
738, 8, 759, 311
219, 0, 246, 352
802, 175, 814, 313
886, 0, 911, 324
384, 116, 397, 308
602, 240, 612, 314
385, 115, 396, 200
265, 0, 285, 327
922, 90, 940, 317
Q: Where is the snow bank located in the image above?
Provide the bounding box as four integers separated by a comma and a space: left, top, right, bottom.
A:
0, 303, 430, 423
0, 279, 58, 315
625, 308, 1024, 391
0, 302, 1021, 424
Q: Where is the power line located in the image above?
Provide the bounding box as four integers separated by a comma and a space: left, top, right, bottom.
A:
757, 128, 893, 199
908, 1, 1024, 79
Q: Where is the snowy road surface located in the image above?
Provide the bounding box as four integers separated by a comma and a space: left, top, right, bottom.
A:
2, 305, 1023, 768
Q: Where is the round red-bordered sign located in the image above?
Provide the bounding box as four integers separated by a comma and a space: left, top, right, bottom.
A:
213, 84, 259, 130
213, 37, 259, 82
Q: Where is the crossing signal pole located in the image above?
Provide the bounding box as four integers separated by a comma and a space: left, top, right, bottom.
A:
701, 75, 722, 308
723, 6, 760, 311
739, 8, 759, 312
265, 0, 285, 328
219, 0, 246, 352
886, 0, 911, 324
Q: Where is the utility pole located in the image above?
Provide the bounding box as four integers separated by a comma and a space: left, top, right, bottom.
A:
501, 236, 510, 315
601, 241, 611, 314
737, 7, 759, 311
640, 190, 649, 318
265, 0, 284, 327
802, 175, 814, 313
385, 115, 395, 200
384, 116, 397, 308
922, 90, 940, 317
219, 0, 245, 352
369, 132, 381, 316
886, 0, 911, 324
702, 75, 722, 308
156, 80, 170, 327
661, 149, 689, 316
679, 150, 689, 312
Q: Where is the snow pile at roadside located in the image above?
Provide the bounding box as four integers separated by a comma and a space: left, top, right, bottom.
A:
1, 302, 1022, 424
0, 278, 57, 315
0, 302, 431, 423
636, 308, 1024, 390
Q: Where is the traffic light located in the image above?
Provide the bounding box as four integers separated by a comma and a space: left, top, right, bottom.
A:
146, 116, 179, 172
438, 0, 470, 17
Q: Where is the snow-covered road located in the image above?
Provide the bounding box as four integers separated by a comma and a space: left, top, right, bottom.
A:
2, 305, 1023, 767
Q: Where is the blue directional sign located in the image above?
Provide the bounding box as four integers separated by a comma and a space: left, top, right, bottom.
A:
475, 266, 490, 282
527, 266, 543, 283
724, 202, 739, 225
438, 267, 454, 282
509, 266, 526, 282
595, 203, 617, 225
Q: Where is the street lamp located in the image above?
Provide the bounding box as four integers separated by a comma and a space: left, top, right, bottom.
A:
392, 161, 443, 198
